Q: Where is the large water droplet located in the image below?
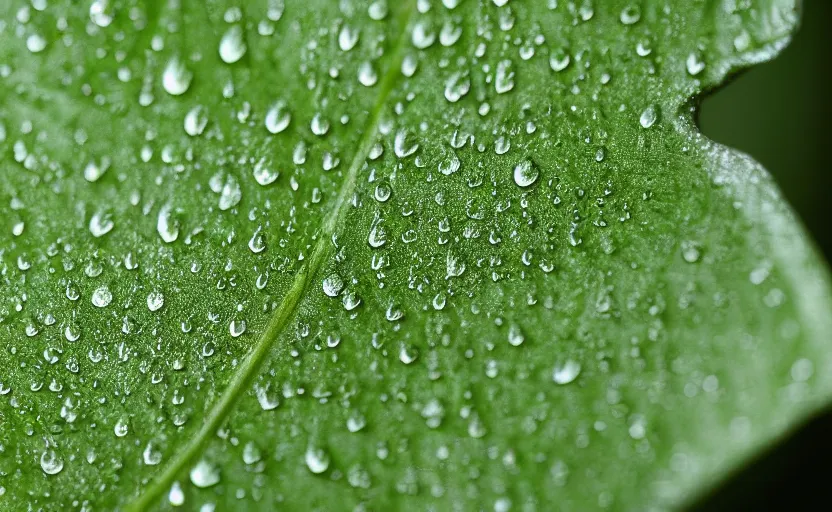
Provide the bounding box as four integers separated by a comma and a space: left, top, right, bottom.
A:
219, 26, 247, 63
184, 106, 208, 136
147, 291, 165, 312
40, 450, 64, 475
513, 158, 539, 187
89, 0, 113, 27
305, 446, 331, 474
190, 459, 221, 488
92, 286, 113, 308
157, 203, 179, 243
639, 105, 659, 129
265, 101, 291, 134
162, 57, 192, 96
553, 360, 581, 385
322, 274, 345, 297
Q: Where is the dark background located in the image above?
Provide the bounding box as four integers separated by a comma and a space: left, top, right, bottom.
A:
700, 0, 832, 260
693, 1, 832, 510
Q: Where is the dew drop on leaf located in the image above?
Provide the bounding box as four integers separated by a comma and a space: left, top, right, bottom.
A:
639, 105, 659, 129
168, 482, 185, 507
162, 57, 192, 96
265, 101, 291, 134
91, 286, 112, 308
190, 459, 220, 488
322, 274, 345, 297
553, 360, 581, 385
184, 106, 208, 136
229, 319, 247, 338
513, 158, 539, 187
40, 450, 64, 476
147, 291, 165, 312
305, 446, 330, 474
219, 26, 247, 64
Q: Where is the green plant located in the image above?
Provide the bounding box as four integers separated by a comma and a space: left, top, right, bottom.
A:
1, 0, 829, 510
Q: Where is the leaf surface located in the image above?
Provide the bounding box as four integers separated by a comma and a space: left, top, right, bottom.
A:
1, 0, 830, 510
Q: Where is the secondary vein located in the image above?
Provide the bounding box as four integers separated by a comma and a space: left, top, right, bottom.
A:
125, 3, 416, 509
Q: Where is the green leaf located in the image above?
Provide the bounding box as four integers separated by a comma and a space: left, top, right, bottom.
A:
1, 0, 829, 510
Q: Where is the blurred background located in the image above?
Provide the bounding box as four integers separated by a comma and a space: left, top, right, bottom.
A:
694, 3, 831, 508
700, 0, 832, 261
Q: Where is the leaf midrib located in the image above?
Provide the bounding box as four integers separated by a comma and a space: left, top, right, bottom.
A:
126, 3, 417, 509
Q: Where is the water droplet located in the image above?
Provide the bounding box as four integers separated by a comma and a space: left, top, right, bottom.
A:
358, 61, 378, 87
162, 57, 192, 96
143, 443, 162, 465
444, 72, 470, 102
639, 105, 659, 129
147, 291, 165, 312
230, 319, 247, 338
92, 286, 112, 308
394, 130, 419, 158
218, 175, 242, 211
553, 360, 581, 385
374, 180, 392, 202
411, 21, 436, 49
114, 417, 129, 437
253, 157, 279, 186
40, 450, 64, 475
26, 34, 47, 53
368, 219, 388, 248
157, 203, 179, 243
184, 106, 208, 136
347, 413, 367, 433
265, 101, 291, 134
495, 60, 515, 94
619, 5, 641, 25
507, 323, 524, 347
84, 159, 110, 182
190, 459, 220, 488
89, 211, 114, 237
322, 274, 345, 297
219, 26, 247, 63
686, 52, 706, 76
549, 47, 570, 72
311, 113, 330, 136
305, 446, 330, 474
439, 154, 461, 175
243, 442, 262, 464
89, 0, 113, 27
248, 227, 267, 254
513, 158, 539, 187
251, 384, 279, 412
168, 482, 185, 506
339, 25, 360, 51
681, 240, 702, 263
399, 344, 419, 364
